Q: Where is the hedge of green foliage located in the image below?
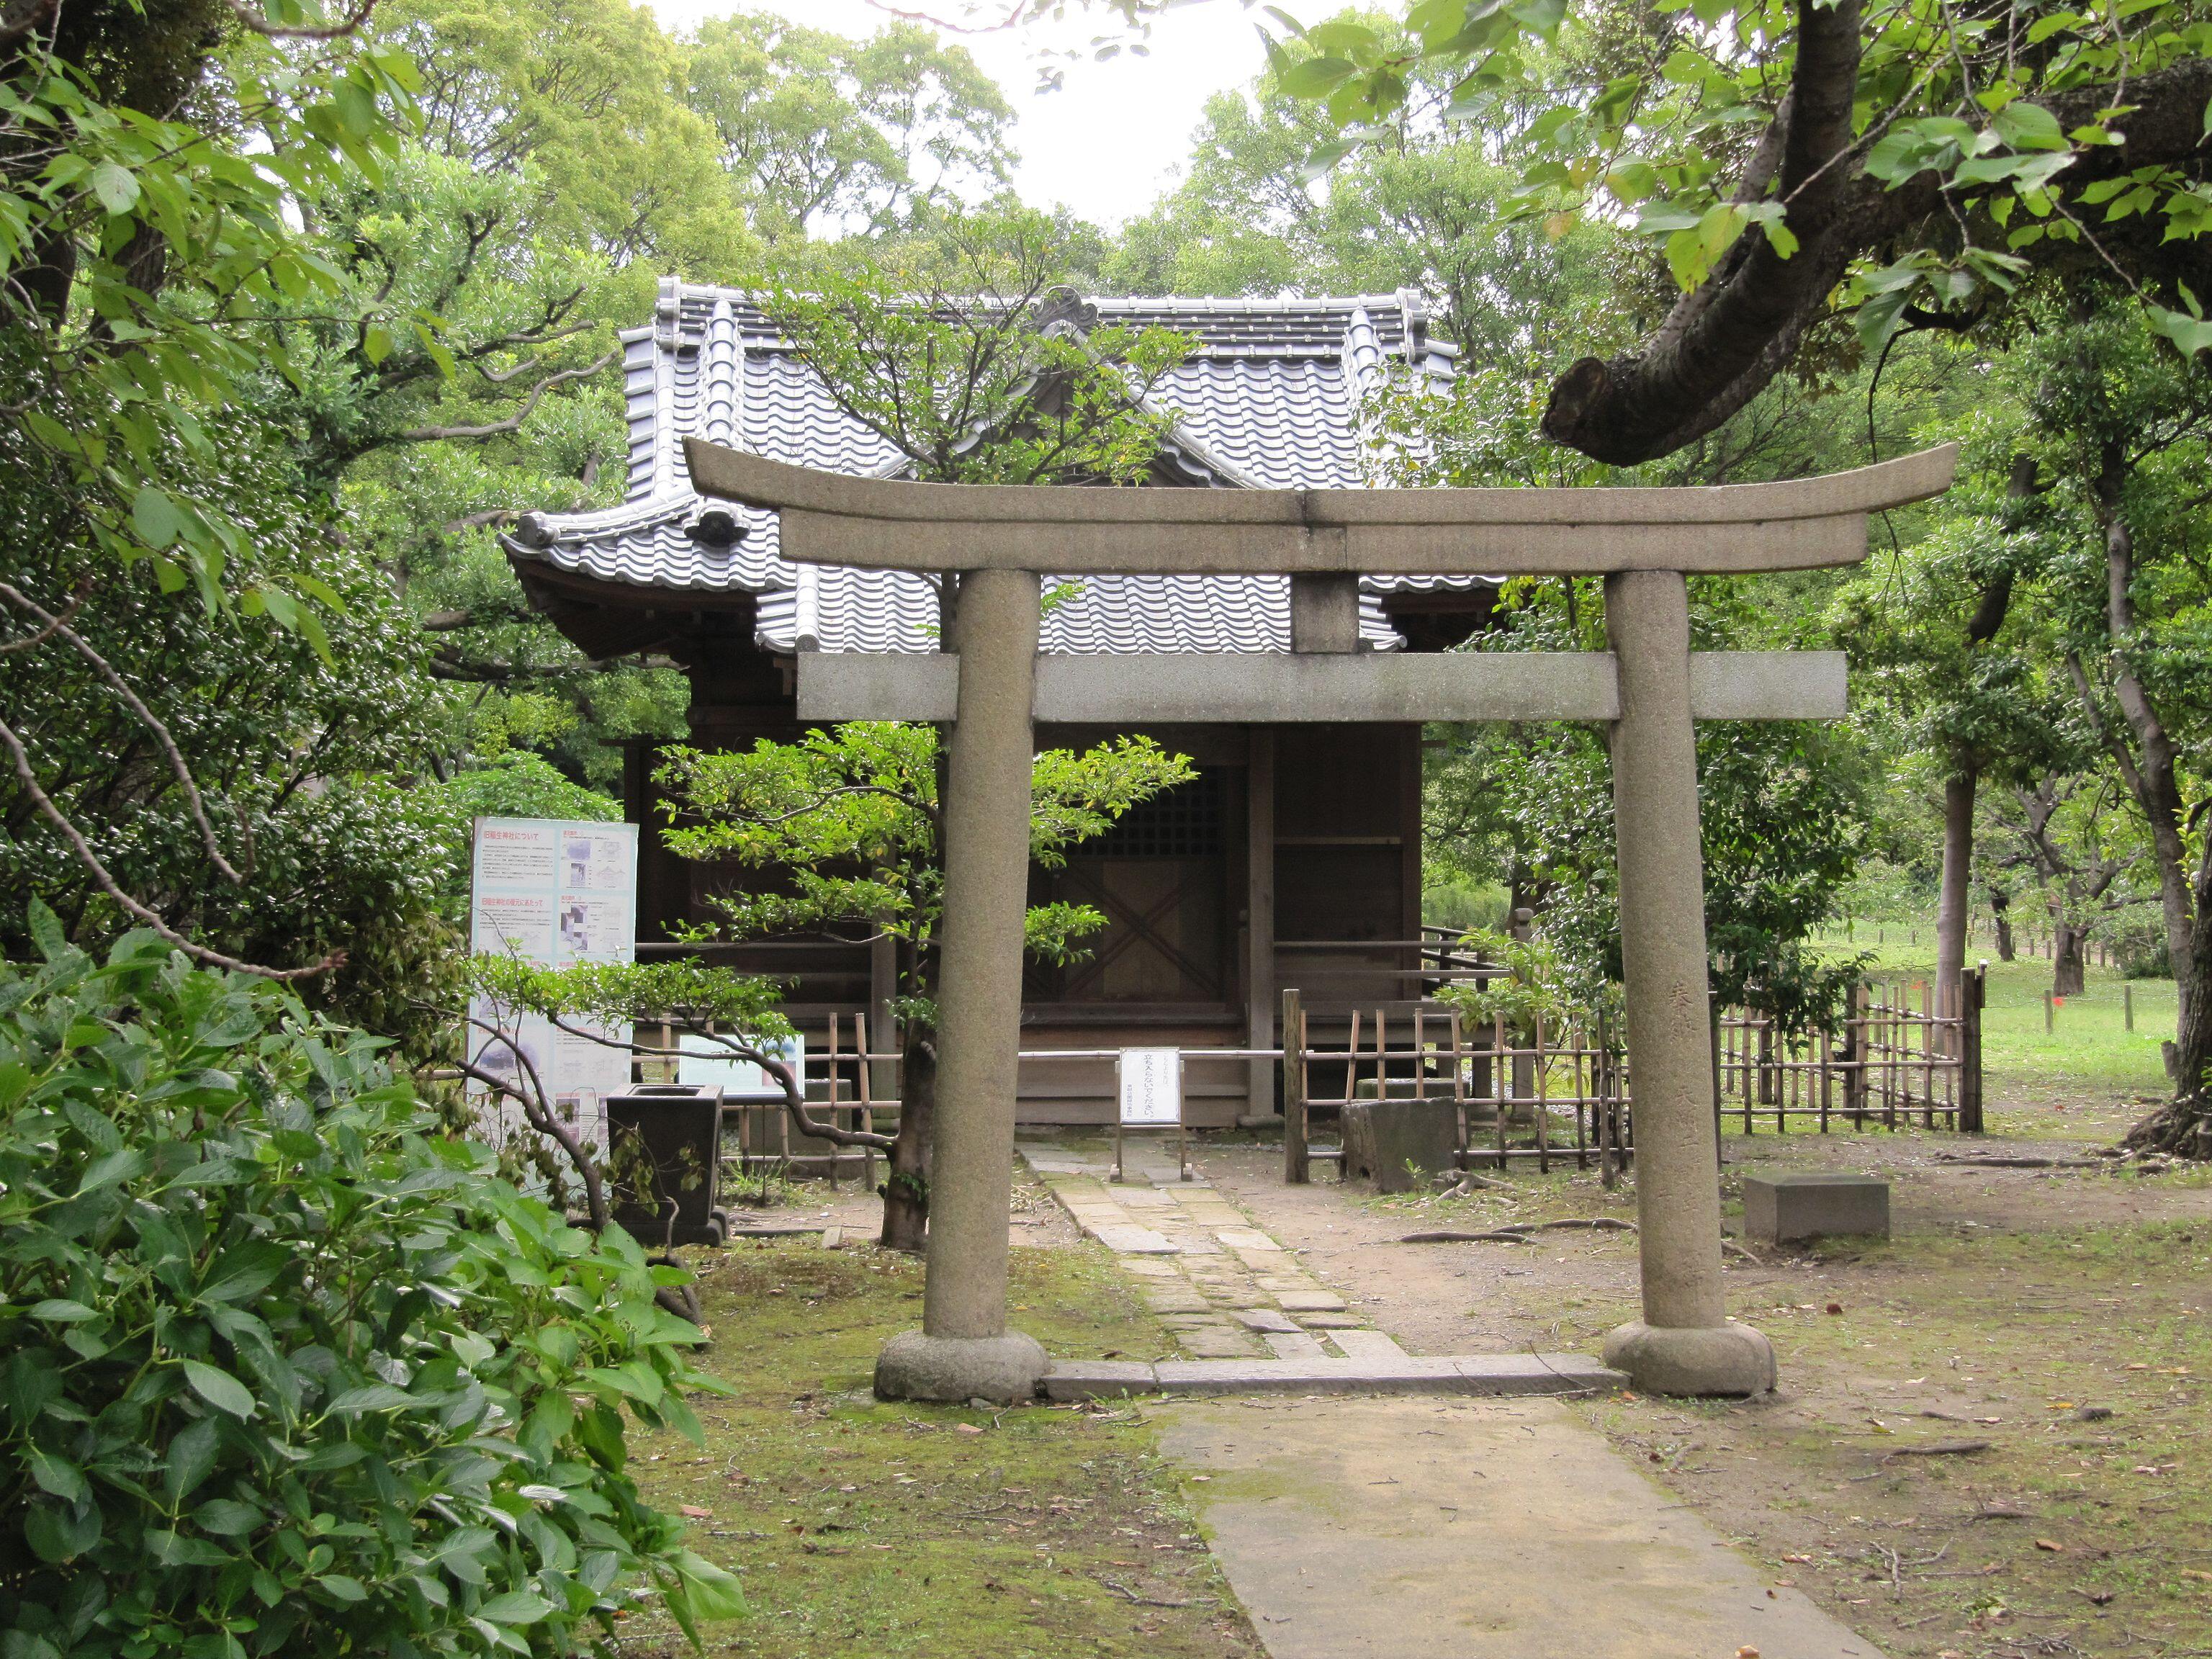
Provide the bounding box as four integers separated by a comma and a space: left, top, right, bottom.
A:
0, 912, 742, 1658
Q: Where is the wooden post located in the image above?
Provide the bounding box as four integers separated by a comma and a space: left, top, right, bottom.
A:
1449, 1006, 1470, 1169
1246, 729, 1277, 1121
2126, 984, 2135, 1032
1818, 1024, 1832, 1133
2045, 989, 2054, 1034
1534, 1013, 1550, 1174
1845, 982, 1868, 1126
870, 919, 899, 1109
1281, 986, 1308, 1184
1959, 963, 1986, 1133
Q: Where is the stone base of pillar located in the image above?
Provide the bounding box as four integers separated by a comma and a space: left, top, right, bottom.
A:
1602, 1320, 1776, 1398
874, 1329, 1048, 1404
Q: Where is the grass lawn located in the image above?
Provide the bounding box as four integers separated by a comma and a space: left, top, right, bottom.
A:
615, 1238, 1260, 1659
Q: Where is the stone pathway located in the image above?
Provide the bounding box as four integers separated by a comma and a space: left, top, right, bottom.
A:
1021, 1133, 1393, 1362
1024, 1136, 1884, 1658
1163, 1394, 1886, 1659
1020, 1134, 1617, 1397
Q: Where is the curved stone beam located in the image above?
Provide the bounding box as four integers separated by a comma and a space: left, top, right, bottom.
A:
681, 439, 1959, 575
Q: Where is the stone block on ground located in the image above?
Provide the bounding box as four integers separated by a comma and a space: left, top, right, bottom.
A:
1177, 1323, 1267, 1358
1233, 1308, 1301, 1333
1742, 1173, 1889, 1244
1274, 1289, 1347, 1313
1342, 1099, 1460, 1192
1042, 1354, 1626, 1400
1328, 1328, 1408, 1360
1040, 1359, 1157, 1401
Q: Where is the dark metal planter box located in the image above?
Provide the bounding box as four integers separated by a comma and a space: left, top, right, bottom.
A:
606, 1084, 729, 1247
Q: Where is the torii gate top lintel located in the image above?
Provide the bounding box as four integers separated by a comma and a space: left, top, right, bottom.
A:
682, 437, 1959, 576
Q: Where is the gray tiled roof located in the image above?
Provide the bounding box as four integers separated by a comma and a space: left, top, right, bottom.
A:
505, 279, 1488, 655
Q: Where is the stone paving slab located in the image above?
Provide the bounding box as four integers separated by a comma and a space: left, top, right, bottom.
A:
1040, 1354, 1623, 1401
1162, 1396, 1884, 1659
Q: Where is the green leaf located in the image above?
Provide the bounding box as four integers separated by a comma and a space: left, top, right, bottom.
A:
27, 1447, 89, 1505
476, 1590, 555, 1624
1993, 101, 2067, 151
130, 486, 186, 552
76, 1146, 145, 1195
89, 161, 139, 215
669, 1549, 748, 1624
27, 899, 66, 961
325, 1382, 413, 1414
29, 1300, 98, 1323
1277, 55, 1355, 97
193, 1498, 263, 1535
166, 1416, 220, 1502
181, 1359, 257, 1419
318, 1575, 369, 1603
24, 1499, 100, 1563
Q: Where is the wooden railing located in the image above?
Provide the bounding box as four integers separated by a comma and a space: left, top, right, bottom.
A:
1277, 986, 1632, 1184
1716, 968, 1984, 1133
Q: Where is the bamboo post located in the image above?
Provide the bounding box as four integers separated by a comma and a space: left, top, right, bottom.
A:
825, 1014, 842, 1189
856, 1012, 877, 1190
1493, 1014, 1509, 1168
1449, 1006, 1469, 1169
1571, 1018, 1588, 1171
1818, 1024, 1832, 1133
1596, 1010, 1615, 1188
1845, 982, 1867, 1127
1282, 986, 1308, 1184
1534, 1013, 1550, 1174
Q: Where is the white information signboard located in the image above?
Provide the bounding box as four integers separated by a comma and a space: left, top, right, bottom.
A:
467, 816, 638, 1156
677, 1030, 804, 1097
1114, 1047, 1187, 1183
1118, 1047, 1183, 1125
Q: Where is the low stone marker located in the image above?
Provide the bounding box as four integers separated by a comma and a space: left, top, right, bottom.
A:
1742, 1173, 1889, 1244
1342, 1098, 1457, 1192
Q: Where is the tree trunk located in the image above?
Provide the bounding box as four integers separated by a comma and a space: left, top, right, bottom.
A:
2127, 853, 2212, 1158
878, 1020, 934, 1253
1988, 887, 2015, 960
1936, 768, 1976, 1017
2052, 923, 2088, 998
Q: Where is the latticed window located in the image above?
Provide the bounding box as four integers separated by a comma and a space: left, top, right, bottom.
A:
1082, 770, 1224, 858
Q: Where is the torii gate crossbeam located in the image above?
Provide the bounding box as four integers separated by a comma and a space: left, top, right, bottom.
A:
684, 437, 1959, 1402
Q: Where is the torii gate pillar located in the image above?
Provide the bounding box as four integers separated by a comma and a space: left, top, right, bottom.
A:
1600, 570, 1773, 1393
680, 436, 1957, 1403
874, 568, 1051, 1403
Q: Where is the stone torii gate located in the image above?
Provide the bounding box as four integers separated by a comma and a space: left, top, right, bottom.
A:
683, 436, 1959, 1401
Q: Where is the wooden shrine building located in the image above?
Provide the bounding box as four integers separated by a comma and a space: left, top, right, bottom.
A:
503, 280, 1498, 1124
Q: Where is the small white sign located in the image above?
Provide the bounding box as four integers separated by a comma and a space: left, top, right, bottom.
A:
1118, 1047, 1182, 1126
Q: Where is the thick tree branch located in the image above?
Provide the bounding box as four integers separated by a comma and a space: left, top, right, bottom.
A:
1545, 51, 2212, 464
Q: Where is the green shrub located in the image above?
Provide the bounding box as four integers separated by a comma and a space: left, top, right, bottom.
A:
0, 913, 742, 1658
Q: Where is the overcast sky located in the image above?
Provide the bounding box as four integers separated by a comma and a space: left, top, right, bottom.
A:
639, 0, 1272, 227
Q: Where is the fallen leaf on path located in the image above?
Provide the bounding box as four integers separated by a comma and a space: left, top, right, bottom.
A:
679, 1506, 711, 1519
2033, 1539, 2064, 1552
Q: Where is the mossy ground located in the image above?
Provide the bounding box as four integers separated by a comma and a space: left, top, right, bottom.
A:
614, 1239, 1261, 1659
